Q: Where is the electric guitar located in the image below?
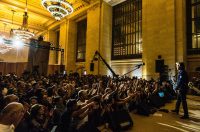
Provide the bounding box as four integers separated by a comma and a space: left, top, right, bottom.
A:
170, 78, 177, 93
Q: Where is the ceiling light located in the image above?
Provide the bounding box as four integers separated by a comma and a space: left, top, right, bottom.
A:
13, 28, 35, 41
0, 36, 4, 44
0, 45, 12, 54
12, 0, 34, 41
0, 36, 13, 54
41, 0, 74, 20
13, 38, 24, 49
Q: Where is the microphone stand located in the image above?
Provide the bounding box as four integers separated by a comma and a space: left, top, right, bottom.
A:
122, 65, 142, 77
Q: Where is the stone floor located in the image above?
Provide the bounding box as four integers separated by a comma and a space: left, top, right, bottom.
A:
127, 95, 200, 132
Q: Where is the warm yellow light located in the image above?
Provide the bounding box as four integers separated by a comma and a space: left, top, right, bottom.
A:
41, 0, 74, 20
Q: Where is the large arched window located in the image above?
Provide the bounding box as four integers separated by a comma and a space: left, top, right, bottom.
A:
112, 0, 142, 60
187, 0, 200, 54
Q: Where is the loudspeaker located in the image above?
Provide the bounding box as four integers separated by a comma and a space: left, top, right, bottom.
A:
160, 65, 169, 81
155, 59, 164, 73
27, 40, 50, 75
90, 62, 94, 71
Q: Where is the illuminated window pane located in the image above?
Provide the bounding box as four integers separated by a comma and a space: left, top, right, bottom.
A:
76, 19, 87, 62
187, 0, 200, 54
112, 0, 142, 60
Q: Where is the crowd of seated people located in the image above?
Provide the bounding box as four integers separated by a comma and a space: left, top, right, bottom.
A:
0, 72, 176, 132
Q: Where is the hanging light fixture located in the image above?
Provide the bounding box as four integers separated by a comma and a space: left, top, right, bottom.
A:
0, 44, 13, 54
13, 0, 34, 41
0, 24, 13, 54
10, 10, 16, 38
41, 0, 74, 20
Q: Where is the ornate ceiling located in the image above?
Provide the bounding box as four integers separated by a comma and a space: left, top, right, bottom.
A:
0, 0, 96, 36
0, 0, 123, 37
0, 0, 53, 35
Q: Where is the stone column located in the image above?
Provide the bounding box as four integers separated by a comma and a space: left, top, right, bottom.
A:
59, 21, 67, 65
175, 0, 187, 64
86, 3, 101, 74
65, 20, 77, 72
99, 2, 112, 75
48, 30, 57, 64
142, 0, 176, 80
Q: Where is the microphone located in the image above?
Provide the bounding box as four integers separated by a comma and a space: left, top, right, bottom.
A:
136, 62, 145, 67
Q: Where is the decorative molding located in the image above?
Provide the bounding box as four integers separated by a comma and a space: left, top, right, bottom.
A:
103, 0, 126, 6
87, 2, 100, 12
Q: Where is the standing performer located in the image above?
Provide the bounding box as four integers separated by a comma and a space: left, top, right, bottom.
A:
172, 62, 189, 119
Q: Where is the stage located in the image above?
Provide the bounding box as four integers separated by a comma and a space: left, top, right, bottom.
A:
99, 95, 200, 132
128, 95, 200, 132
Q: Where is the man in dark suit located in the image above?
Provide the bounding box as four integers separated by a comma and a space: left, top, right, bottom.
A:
172, 62, 189, 119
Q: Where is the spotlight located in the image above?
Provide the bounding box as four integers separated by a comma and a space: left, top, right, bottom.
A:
83, 70, 87, 75
0, 36, 4, 44
13, 39, 24, 49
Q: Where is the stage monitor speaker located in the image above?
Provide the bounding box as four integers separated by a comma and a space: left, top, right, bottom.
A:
155, 59, 164, 73
90, 62, 94, 71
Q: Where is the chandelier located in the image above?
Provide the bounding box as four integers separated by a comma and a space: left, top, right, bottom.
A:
41, 0, 74, 20
0, 23, 13, 54
0, 44, 13, 54
13, 0, 34, 41
0, 37, 13, 54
